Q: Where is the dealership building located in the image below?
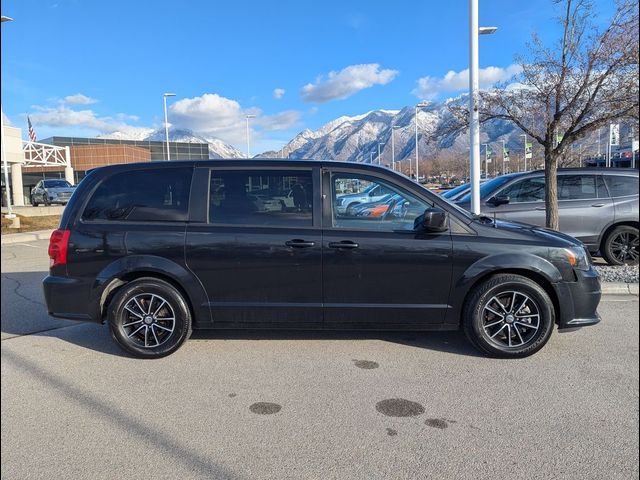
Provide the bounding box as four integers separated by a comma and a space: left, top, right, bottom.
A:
1, 129, 209, 207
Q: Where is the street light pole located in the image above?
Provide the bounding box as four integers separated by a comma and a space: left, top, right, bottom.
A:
1, 15, 15, 217
391, 126, 400, 171
520, 134, 527, 171
469, 0, 497, 214
245, 114, 256, 158
162, 93, 176, 161
415, 102, 429, 181
501, 139, 506, 174
378, 142, 384, 165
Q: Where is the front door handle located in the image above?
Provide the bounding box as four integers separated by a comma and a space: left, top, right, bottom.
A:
285, 239, 316, 248
328, 241, 359, 249
591, 203, 605, 207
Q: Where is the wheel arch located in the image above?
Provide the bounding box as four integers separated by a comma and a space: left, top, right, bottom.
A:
91, 255, 211, 326
459, 268, 561, 327
598, 221, 639, 251
448, 253, 563, 327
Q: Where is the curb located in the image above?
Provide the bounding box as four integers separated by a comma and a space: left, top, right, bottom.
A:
1, 229, 54, 245
601, 282, 639, 296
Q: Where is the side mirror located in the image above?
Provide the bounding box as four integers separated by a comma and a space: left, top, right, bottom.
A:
414, 207, 449, 233
489, 195, 510, 206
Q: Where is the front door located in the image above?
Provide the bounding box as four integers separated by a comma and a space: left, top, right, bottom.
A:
483, 175, 547, 227
322, 170, 453, 329
185, 167, 322, 329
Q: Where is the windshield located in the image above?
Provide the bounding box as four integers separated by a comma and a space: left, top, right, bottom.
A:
457, 175, 515, 203
441, 183, 469, 199
43, 180, 72, 188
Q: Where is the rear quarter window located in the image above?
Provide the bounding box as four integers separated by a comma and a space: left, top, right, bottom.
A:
82, 167, 192, 222
604, 175, 639, 197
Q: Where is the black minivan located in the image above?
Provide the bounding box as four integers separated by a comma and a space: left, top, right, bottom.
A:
43, 160, 601, 358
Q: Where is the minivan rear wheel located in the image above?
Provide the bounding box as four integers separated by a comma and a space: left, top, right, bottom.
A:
601, 225, 639, 266
463, 274, 555, 358
107, 277, 192, 358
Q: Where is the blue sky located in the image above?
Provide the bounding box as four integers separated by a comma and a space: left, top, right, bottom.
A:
0, 0, 613, 152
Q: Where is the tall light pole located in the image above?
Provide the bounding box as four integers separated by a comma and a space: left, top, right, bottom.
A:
391, 125, 401, 171
469, 0, 497, 214
415, 102, 429, 181
162, 93, 176, 161
378, 142, 384, 165
245, 114, 256, 158
1, 15, 15, 218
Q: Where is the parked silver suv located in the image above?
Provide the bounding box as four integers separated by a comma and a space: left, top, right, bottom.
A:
456, 168, 639, 265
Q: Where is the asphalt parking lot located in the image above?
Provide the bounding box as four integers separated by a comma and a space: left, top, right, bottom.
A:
2, 239, 639, 480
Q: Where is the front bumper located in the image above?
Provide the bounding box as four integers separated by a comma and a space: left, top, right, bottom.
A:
554, 267, 602, 330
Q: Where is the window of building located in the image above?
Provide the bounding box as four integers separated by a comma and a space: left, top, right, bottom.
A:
209, 170, 313, 227
82, 167, 192, 222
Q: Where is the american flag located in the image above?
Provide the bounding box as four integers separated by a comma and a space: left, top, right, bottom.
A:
28, 116, 37, 142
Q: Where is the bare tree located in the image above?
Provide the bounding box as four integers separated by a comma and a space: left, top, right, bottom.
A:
481, 0, 639, 229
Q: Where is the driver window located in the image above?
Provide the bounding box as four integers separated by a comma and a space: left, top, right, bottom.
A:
332, 174, 433, 231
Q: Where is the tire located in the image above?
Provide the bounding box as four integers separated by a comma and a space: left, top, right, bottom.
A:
601, 225, 639, 266
462, 274, 555, 358
43, 195, 51, 206
107, 277, 192, 358
31, 196, 39, 207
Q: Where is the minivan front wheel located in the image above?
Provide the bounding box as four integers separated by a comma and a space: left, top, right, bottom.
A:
601, 226, 639, 266
107, 277, 192, 358
463, 274, 555, 358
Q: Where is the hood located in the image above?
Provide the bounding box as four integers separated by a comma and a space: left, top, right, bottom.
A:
482, 218, 583, 248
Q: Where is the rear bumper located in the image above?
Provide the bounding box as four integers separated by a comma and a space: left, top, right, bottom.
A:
554, 268, 602, 330
43, 275, 99, 323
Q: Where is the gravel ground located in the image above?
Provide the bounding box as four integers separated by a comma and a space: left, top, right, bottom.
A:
594, 264, 640, 283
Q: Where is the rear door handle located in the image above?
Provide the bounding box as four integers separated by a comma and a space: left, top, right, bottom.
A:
328, 241, 359, 249
591, 203, 605, 207
285, 239, 316, 248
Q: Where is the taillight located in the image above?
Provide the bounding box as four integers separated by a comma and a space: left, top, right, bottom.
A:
48, 229, 71, 268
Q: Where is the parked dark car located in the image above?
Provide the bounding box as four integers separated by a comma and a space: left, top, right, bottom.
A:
456, 168, 639, 266
31, 179, 76, 206
43, 160, 601, 359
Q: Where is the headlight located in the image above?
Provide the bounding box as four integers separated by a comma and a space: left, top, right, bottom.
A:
562, 246, 591, 271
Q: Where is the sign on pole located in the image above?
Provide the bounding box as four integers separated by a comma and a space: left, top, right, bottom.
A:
609, 124, 620, 146
525, 142, 533, 159
503, 146, 510, 162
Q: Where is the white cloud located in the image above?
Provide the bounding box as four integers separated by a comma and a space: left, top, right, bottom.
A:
29, 105, 149, 137
413, 64, 523, 99
2, 111, 12, 126
257, 110, 301, 131
301, 63, 399, 103
62, 93, 98, 105
169, 93, 301, 144
273, 88, 285, 99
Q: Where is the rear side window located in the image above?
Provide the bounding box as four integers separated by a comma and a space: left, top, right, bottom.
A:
209, 169, 313, 226
604, 175, 639, 197
558, 175, 604, 200
83, 168, 192, 222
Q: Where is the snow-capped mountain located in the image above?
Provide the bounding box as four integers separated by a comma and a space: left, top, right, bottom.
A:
257, 102, 522, 165
99, 128, 244, 159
